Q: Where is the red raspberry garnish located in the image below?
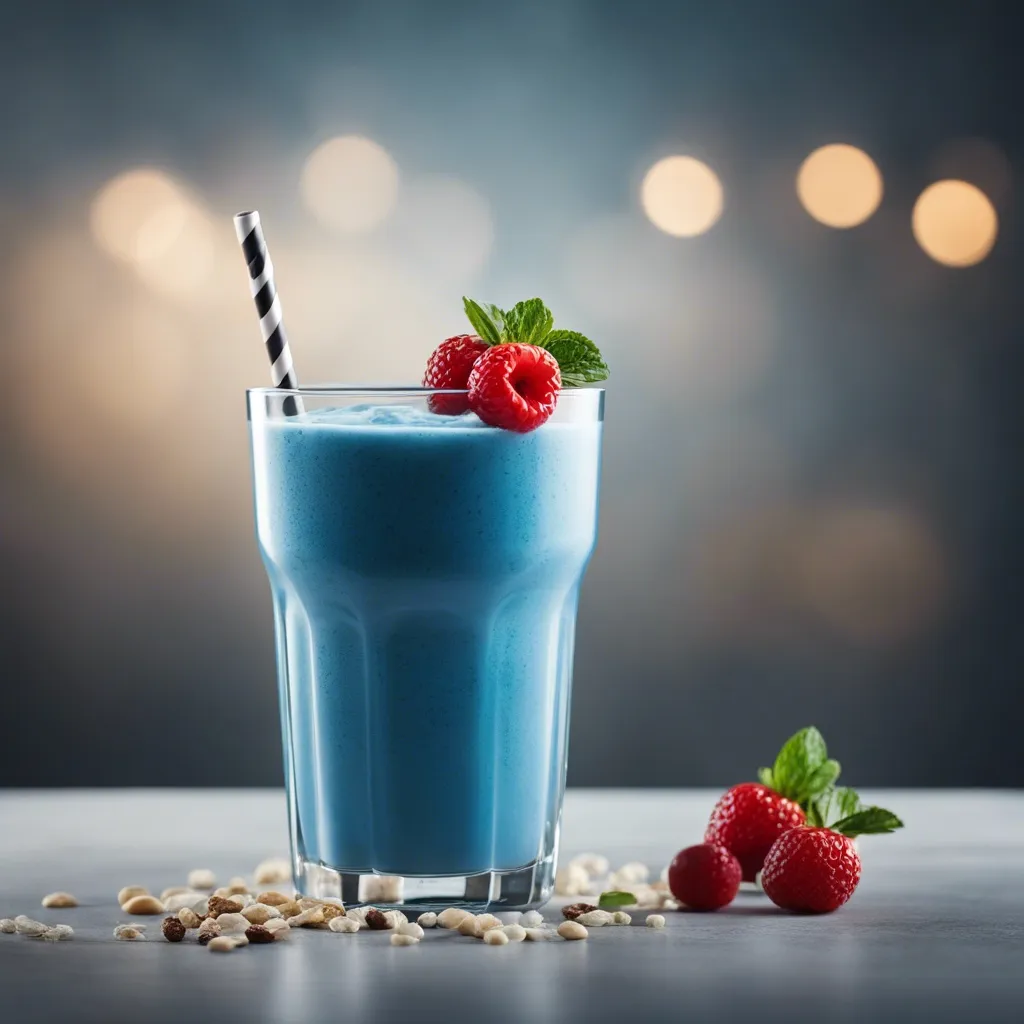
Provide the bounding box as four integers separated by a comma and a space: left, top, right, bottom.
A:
423, 334, 489, 414
466, 343, 561, 432
667, 843, 742, 911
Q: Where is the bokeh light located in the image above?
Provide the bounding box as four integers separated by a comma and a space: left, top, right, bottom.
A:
796, 144, 883, 228
641, 156, 724, 237
300, 135, 399, 233
912, 180, 998, 267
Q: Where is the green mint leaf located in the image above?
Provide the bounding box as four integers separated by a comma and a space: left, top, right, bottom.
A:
598, 891, 638, 908
768, 726, 835, 806
832, 806, 904, 837
811, 785, 861, 828
541, 329, 610, 387
463, 297, 502, 345
502, 298, 554, 346
757, 767, 775, 789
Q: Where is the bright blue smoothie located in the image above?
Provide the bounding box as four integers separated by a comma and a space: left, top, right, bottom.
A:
250, 401, 602, 877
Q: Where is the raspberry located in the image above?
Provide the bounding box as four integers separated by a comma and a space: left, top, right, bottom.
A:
761, 826, 862, 913
667, 844, 742, 911
423, 334, 489, 414
466, 343, 561, 432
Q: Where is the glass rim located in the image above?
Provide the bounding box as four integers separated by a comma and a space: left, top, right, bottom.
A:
247, 385, 606, 398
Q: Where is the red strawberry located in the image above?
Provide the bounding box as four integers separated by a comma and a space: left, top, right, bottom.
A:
761, 806, 903, 913
423, 334, 489, 414
667, 843, 742, 911
705, 782, 806, 882
466, 343, 561, 432
760, 826, 860, 913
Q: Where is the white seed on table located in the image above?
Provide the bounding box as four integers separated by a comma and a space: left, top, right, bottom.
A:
226, 877, 250, 894
264, 918, 291, 939
160, 886, 191, 902
0, 919, 17, 934
40, 924, 74, 942
416, 912, 438, 929
328, 916, 360, 933
651, 879, 670, 893
344, 907, 369, 927
191, 897, 210, 916
612, 911, 632, 926
289, 907, 326, 928
524, 928, 557, 941
117, 885, 149, 907
661, 899, 679, 911
390, 933, 419, 946
646, 914, 666, 929
475, 913, 503, 934
163, 891, 204, 913
520, 910, 544, 928
616, 862, 650, 883
41, 892, 78, 909
569, 853, 610, 877
207, 935, 248, 952
177, 908, 202, 929
502, 924, 526, 942
557, 921, 588, 941
242, 904, 281, 925
197, 918, 221, 940
483, 929, 509, 946
253, 858, 291, 886
383, 910, 408, 930
554, 863, 591, 896
215, 913, 249, 935
437, 907, 470, 929
187, 869, 216, 890
577, 910, 615, 927
113, 925, 146, 941
14, 916, 48, 937
457, 914, 480, 937
122, 895, 165, 915
231, 893, 256, 909
398, 922, 424, 939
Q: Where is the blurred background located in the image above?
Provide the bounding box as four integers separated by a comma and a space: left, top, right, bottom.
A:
2, 0, 1021, 788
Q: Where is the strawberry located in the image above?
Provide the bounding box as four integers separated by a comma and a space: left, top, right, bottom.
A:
761, 807, 903, 913
704, 782, 806, 883
423, 334, 489, 414
667, 843, 742, 911
467, 343, 561, 432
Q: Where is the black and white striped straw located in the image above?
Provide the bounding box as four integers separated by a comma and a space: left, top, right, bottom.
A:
234, 210, 302, 415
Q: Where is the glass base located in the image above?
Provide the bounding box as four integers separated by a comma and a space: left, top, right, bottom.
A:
295, 853, 556, 912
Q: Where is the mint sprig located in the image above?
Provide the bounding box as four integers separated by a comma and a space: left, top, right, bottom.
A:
832, 807, 904, 836
462, 295, 609, 386
806, 785, 861, 828
758, 726, 840, 808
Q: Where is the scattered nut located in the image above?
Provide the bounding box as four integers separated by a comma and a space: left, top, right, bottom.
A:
398, 922, 424, 939
245, 924, 276, 944
263, 918, 291, 939
321, 904, 345, 923
197, 918, 221, 944
502, 924, 527, 942
207, 896, 244, 918
389, 933, 419, 946
40, 925, 74, 942
277, 900, 302, 918
328, 916, 360, 933
207, 935, 248, 952
241, 904, 281, 925
436, 907, 470, 929
554, 863, 591, 896
457, 914, 480, 937
520, 910, 544, 928
188, 869, 216, 890
557, 921, 588, 941
577, 909, 615, 927
562, 903, 597, 921
646, 914, 666, 929
113, 925, 146, 941
364, 908, 390, 931
15, 916, 49, 937
117, 886, 149, 907
524, 927, 557, 941
569, 853, 610, 877
41, 892, 78, 909
383, 910, 407, 930
163, 891, 204, 913
160, 886, 191, 902
226, 877, 249, 894
122, 895, 165, 916
612, 911, 632, 925
290, 906, 327, 928
190, 897, 210, 916
1, 919, 17, 934
416, 912, 438, 929
256, 891, 292, 907
253, 858, 291, 886
483, 929, 509, 946
632, 886, 663, 909
162, 917, 186, 942
177, 908, 202, 929
215, 913, 249, 935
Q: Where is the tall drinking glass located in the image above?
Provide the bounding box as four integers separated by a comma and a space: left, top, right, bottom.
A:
248, 387, 604, 910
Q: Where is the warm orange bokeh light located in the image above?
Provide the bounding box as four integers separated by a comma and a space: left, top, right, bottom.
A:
796, 144, 883, 228
912, 179, 998, 267
641, 156, 724, 237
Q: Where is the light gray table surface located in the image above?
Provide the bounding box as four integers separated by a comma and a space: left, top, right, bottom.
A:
0, 790, 1021, 1023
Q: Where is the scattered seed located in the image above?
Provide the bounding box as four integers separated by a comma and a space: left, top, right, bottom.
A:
15, 917, 48, 937
321, 904, 345, 923
483, 929, 509, 945
255, 891, 291, 907
562, 903, 597, 921
163, 891, 204, 913
241, 904, 281, 925
177, 908, 202, 929
390, 933, 419, 946
113, 925, 146, 941
187, 869, 216, 890
616, 862, 650, 884
162, 917, 186, 942
416, 912, 438, 929
612, 911, 632, 925
569, 853, 610, 877
245, 924, 276, 944
122, 895, 165, 916
554, 863, 591, 896
263, 919, 291, 939
0, 919, 17, 934
41, 892, 78, 909
520, 910, 544, 928
160, 886, 191, 902
577, 909, 615, 928
364, 908, 390, 930
197, 918, 221, 944
207, 896, 244, 918
215, 913, 249, 935
290, 906, 327, 928
502, 924, 527, 942
276, 900, 302, 918
436, 907, 470, 930
646, 914, 666, 929
225, 877, 249, 894
117, 886, 149, 907
557, 921, 588, 941
650, 879, 670, 894
253, 858, 291, 886
383, 910, 407, 930
524, 928, 557, 941
397, 922, 424, 939
207, 935, 248, 952
40, 925, 74, 942
328, 916, 360, 933
457, 914, 480, 937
